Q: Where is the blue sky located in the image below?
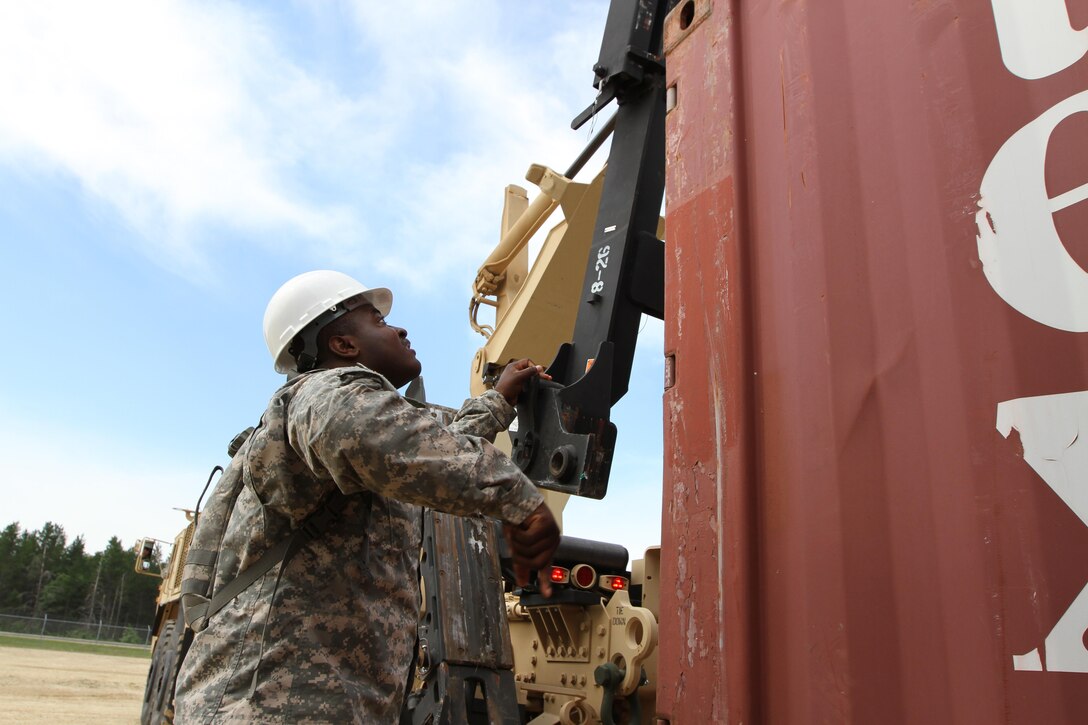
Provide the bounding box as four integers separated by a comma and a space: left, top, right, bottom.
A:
0, 0, 664, 563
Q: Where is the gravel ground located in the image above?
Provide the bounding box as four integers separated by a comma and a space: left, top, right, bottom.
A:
0, 645, 147, 724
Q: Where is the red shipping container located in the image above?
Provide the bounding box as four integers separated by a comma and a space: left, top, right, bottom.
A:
659, 1, 1088, 722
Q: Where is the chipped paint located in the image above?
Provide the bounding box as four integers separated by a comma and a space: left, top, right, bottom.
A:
660, 0, 750, 719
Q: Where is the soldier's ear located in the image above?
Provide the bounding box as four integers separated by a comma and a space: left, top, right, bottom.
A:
327, 333, 360, 359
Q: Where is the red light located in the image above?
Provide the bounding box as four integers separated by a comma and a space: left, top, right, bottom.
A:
549, 566, 570, 584
609, 576, 628, 591
571, 564, 597, 589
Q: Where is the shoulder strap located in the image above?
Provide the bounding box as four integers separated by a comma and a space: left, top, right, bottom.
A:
185, 489, 366, 631
181, 459, 249, 631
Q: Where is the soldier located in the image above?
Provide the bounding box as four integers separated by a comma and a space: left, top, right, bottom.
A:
175, 270, 559, 723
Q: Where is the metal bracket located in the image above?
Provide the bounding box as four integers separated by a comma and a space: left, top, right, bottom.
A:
509, 342, 618, 498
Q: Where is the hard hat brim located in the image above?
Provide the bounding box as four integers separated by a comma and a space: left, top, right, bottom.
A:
361, 287, 393, 317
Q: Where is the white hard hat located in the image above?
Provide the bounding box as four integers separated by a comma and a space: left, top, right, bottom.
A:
263, 270, 393, 374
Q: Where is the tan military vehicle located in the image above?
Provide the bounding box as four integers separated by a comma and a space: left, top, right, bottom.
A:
134, 511, 195, 724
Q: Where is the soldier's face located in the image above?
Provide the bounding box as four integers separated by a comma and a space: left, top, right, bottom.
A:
345, 304, 422, 388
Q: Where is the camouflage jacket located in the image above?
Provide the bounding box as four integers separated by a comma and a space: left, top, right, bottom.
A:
174, 365, 543, 724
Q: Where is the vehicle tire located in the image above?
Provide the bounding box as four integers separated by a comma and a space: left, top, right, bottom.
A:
141, 618, 182, 725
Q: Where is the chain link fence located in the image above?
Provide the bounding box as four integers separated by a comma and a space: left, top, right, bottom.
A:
0, 612, 152, 645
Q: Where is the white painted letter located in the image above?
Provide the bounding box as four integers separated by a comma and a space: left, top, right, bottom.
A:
991, 0, 1088, 80
976, 91, 1088, 332
998, 391, 1088, 672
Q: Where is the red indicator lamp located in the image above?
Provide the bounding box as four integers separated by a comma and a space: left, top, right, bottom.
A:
549, 566, 570, 585
602, 575, 628, 591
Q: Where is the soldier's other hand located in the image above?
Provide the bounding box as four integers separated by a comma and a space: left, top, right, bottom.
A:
494, 358, 551, 406
505, 502, 560, 597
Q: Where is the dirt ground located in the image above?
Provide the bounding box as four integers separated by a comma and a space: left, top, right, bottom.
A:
0, 645, 147, 724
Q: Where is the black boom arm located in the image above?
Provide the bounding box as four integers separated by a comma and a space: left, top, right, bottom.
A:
509, 0, 674, 499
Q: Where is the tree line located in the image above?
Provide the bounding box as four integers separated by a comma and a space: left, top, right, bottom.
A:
0, 521, 162, 630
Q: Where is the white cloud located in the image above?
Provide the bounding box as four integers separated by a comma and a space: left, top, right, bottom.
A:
0, 1, 367, 278
0, 0, 612, 287
342, 1, 613, 290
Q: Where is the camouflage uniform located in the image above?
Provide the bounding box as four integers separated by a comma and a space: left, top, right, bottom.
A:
174, 365, 543, 723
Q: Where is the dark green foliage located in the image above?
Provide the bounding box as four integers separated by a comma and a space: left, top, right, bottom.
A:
121, 626, 145, 644
0, 521, 162, 631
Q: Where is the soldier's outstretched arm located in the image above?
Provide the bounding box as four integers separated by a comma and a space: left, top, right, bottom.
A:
289, 367, 544, 525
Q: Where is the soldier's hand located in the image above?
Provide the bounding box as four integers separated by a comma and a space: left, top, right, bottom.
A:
494, 359, 551, 406
505, 502, 560, 597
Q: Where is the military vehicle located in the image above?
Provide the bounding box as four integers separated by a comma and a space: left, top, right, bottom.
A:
134, 463, 232, 725
134, 509, 195, 724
